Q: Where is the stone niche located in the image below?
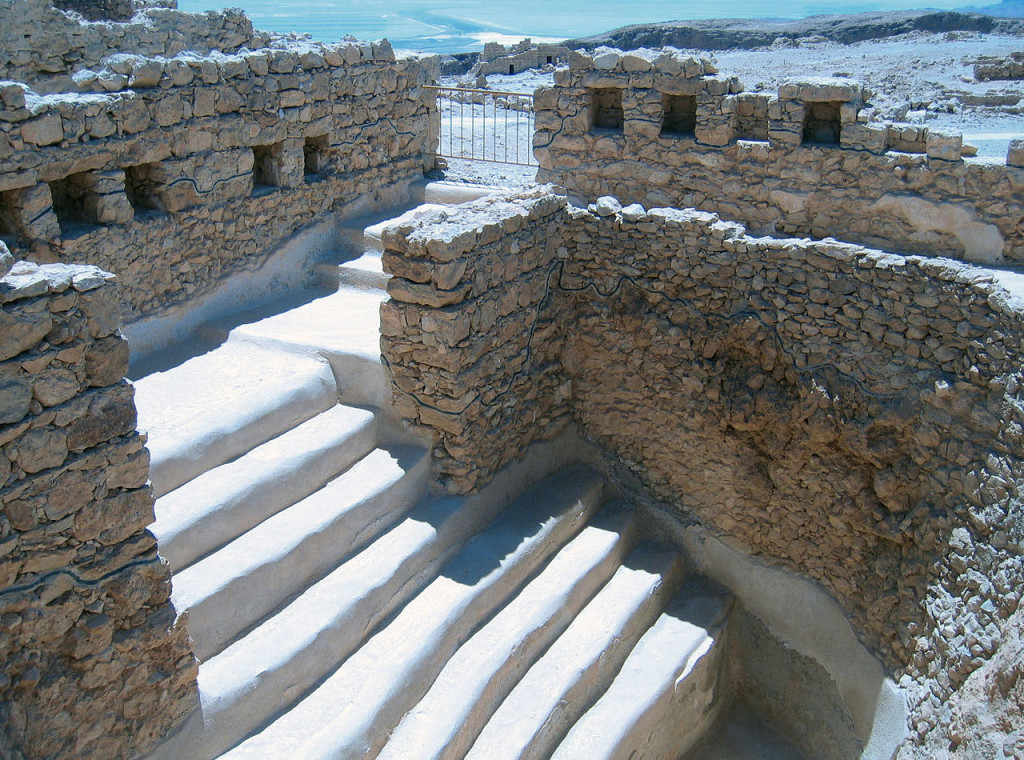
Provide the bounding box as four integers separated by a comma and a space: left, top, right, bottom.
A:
535, 49, 1024, 264
802, 100, 843, 144
589, 88, 624, 131
661, 93, 697, 137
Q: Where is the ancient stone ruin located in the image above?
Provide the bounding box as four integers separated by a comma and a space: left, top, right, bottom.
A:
1, 4, 1022, 760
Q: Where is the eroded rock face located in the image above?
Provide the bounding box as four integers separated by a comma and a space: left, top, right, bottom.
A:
945, 607, 1024, 759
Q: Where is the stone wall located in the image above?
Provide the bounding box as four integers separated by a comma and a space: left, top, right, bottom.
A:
0, 40, 435, 321
381, 189, 1024, 758
53, 0, 173, 23
0, 248, 196, 759
535, 48, 1024, 265
974, 52, 1024, 81
0, 0, 261, 93
477, 40, 570, 77
380, 190, 572, 493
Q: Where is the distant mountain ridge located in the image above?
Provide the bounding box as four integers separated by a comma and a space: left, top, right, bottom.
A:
563, 9, 1024, 52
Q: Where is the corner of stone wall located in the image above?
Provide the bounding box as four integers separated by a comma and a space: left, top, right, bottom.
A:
379, 187, 571, 493
0, 255, 196, 759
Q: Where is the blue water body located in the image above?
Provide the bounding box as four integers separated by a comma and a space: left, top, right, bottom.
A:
175, 0, 992, 53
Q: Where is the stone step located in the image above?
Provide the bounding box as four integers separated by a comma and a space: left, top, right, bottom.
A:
219, 466, 606, 760
198, 285, 388, 407
171, 444, 429, 662
314, 250, 389, 292
133, 340, 338, 497
152, 402, 378, 573
375, 508, 641, 760
465, 546, 687, 760
550, 588, 734, 760
421, 180, 503, 205
144, 448, 448, 760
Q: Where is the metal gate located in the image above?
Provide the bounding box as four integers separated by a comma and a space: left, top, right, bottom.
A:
428, 86, 537, 167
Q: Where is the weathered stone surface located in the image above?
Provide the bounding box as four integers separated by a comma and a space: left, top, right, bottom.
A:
0, 243, 12, 279
535, 49, 1023, 263
1008, 138, 1024, 168
381, 188, 1024, 760
0, 264, 196, 760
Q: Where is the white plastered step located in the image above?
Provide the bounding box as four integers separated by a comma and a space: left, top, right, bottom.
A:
220, 467, 605, 760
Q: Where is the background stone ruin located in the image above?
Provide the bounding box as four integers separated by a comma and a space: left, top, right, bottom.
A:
535, 48, 1024, 266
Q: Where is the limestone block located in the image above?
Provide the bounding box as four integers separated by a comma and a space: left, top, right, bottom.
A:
0, 375, 33, 424
696, 119, 734, 148
780, 77, 861, 102
0, 82, 27, 110
841, 123, 888, 154
0, 299, 52, 361
85, 335, 130, 387
0, 242, 12, 278
620, 53, 652, 73
21, 112, 64, 146
129, 59, 164, 88
926, 130, 962, 161
1007, 139, 1024, 168
81, 170, 133, 225
568, 50, 594, 71
768, 125, 802, 147
593, 50, 620, 70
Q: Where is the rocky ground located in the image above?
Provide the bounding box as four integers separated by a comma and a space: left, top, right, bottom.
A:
435, 18, 1024, 186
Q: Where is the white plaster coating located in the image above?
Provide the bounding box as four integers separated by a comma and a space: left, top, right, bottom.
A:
377, 509, 637, 760
152, 403, 378, 571
550, 592, 731, 760
220, 468, 605, 760
133, 341, 337, 497
682, 524, 908, 760
148, 446, 432, 760
124, 178, 421, 368
466, 548, 685, 760
869, 194, 1005, 263
171, 445, 427, 662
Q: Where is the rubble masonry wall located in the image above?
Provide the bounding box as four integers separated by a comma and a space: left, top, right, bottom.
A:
535, 49, 1024, 265
0, 250, 196, 760
0, 40, 435, 322
381, 190, 1024, 759
0, 0, 262, 92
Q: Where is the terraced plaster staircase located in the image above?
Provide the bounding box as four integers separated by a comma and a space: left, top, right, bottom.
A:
135, 188, 739, 760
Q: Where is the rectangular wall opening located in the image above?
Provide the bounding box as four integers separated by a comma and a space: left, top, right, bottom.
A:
0, 191, 19, 247
124, 163, 163, 214
661, 93, 697, 137
304, 135, 330, 178
802, 101, 843, 145
252, 144, 278, 194
48, 173, 96, 235
590, 88, 624, 132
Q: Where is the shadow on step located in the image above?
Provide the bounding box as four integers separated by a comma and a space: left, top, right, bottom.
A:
439, 474, 589, 587
128, 286, 335, 379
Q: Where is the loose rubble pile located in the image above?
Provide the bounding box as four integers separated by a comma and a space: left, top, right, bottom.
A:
975, 52, 1024, 81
